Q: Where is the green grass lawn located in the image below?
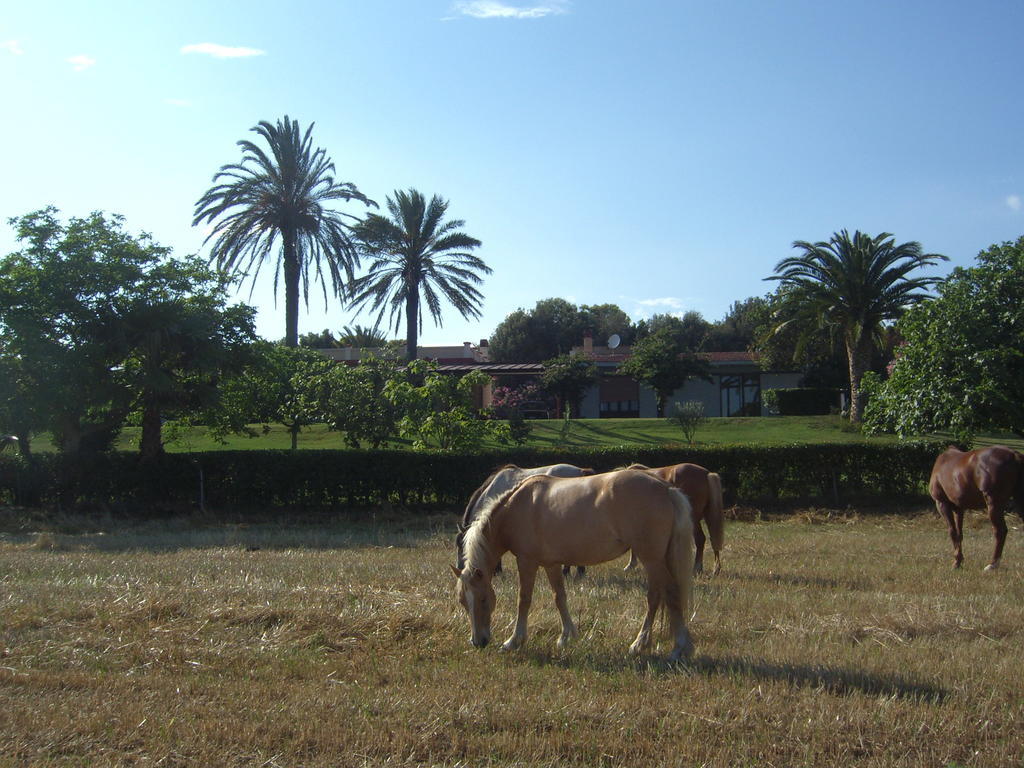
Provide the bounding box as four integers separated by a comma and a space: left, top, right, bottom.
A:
86, 415, 896, 453
26, 415, 1021, 454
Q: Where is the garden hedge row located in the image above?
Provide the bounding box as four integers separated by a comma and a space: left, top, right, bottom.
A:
0, 441, 949, 514
762, 388, 843, 416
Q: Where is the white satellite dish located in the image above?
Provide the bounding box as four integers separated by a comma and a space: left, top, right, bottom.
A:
607, 334, 621, 349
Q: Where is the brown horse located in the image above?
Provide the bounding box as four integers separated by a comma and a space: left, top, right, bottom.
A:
929, 445, 1024, 570
451, 468, 695, 661
625, 463, 725, 575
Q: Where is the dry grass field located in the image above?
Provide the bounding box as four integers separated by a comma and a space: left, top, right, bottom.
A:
1, 507, 1022, 767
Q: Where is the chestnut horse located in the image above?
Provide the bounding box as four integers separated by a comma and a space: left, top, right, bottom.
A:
455, 463, 594, 572
929, 445, 1024, 570
451, 469, 695, 661
625, 463, 725, 575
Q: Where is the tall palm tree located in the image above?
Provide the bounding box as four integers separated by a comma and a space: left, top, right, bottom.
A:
193, 116, 375, 347
767, 229, 946, 422
349, 189, 490, 361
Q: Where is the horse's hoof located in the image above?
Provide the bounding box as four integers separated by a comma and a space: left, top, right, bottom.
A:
500, 638, 523, 652
984, 562, 1000, 572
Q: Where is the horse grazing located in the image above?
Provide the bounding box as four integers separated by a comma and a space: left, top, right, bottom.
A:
625, 463, 725, 575
929, 445, 1024, 570
456, 463, 594, 573
451, 468, 695, 661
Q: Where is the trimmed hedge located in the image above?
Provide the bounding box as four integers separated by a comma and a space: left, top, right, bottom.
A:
0, 441, 947, 514
764, 388, 842, 416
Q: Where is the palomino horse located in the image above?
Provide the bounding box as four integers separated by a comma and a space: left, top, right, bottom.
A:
929, 445, 1024, 570
451, 468, 695, 661
625, 463, 724, 575
456, 463, 594, 573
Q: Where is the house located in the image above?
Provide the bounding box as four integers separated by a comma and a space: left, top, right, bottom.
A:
314, 335, 802, 418
570, 334, 802, 418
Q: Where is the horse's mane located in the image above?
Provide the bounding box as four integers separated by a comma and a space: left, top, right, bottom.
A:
460, 464, 521, 529
462, 485, 518, 574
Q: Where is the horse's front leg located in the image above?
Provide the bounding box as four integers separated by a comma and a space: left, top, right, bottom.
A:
544, 564, 577, 649
985, 495, 1008, 571
502, 560, 538, 651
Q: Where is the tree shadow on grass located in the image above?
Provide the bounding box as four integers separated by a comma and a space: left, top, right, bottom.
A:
520, 649, 947, 703
0, 512, 453, 554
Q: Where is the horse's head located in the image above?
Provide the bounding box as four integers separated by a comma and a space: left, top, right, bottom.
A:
579, 467, 596, 476
450, 564, 495, 648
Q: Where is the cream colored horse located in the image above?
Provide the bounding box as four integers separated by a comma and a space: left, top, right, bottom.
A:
624, 463, 725, 575
451, 468, 695, 661
455, 463, 594, 571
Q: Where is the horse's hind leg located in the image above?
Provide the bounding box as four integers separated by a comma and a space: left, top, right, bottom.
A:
502, 561, 538, 651
629, 561, 666, 655
663, 571, 693, 663
985, 496, 1009, 571
693, 523, 706, 576
936, 499, 964, 568
544, 565, 578, 649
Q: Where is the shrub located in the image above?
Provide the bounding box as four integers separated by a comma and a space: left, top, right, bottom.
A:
0, 440, 947, 515
764, 388, 841, 416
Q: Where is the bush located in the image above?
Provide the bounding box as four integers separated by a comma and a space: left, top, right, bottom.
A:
0, 440, 948, 515
764, 388, 841, 416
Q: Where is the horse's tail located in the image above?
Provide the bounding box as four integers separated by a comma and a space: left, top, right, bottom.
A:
666, 488, 695, 622
705, 472, 725, 575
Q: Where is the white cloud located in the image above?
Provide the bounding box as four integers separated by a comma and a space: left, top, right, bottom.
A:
1006, 194, 1021, 212
164, 98, 192, 108
1, 40, 23, 55
451, 1, 569, 19
636, 297, 685, 310
67, 54, 96, 71
180, 42, 266, 59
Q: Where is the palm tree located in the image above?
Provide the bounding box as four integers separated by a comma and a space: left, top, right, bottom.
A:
767, 229, 946, 422
349, 189, 490, 361
193, 116, 375, 347
336, 324, 388, 348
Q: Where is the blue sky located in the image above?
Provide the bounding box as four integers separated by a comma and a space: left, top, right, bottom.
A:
3, 1, 1023, 346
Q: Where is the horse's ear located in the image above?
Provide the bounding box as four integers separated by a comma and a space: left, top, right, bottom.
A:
450, 564, 462, 578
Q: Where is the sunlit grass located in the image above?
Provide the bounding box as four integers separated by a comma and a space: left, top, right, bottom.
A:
1, 509, 1021, 766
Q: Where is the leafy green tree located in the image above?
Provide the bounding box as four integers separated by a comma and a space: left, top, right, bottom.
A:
580, 303, 636, 347
864, 237, 1024, 440
619, 328, 712, 416
489, 299, 636, 362
766, 230, 946, 422
193, 116, 375, 347
121, 258, 258, 458
307, 355, 402, 448
0, 209, 162, 456
386, 361, 504, 450
539, 353, 600, 418
488, 308, 539, 362
350, 189, 489, 362
298, 329, 338, 348
214, 343, 331, 450
705, 297, 769, 353
635, 311, 710, 352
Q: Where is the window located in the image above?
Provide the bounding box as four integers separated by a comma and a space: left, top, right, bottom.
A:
720, 374, 761, 417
